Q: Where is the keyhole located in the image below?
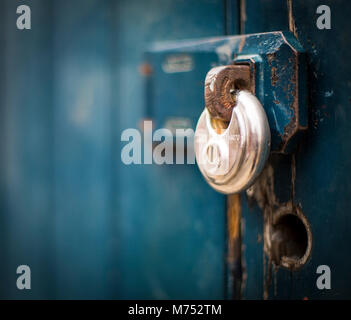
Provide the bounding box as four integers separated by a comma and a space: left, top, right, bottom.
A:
206, 144, 220, 166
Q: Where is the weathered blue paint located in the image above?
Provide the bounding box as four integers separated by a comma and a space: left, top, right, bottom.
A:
240, 0, 351, 300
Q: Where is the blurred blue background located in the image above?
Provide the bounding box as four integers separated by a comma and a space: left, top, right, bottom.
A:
2, 0, 351, 300
0, 0, 227, 299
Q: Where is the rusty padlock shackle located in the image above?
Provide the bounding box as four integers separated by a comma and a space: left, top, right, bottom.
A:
204, 65, 252, 123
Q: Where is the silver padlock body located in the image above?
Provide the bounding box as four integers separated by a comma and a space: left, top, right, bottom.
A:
195, 91, 271, 194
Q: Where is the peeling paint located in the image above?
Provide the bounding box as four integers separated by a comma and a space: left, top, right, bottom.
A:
247, 154, 312, 299
227, 194, 243, 299
240, 0, 246, 34
271, 66, 278, 86
287, 0, 298, 38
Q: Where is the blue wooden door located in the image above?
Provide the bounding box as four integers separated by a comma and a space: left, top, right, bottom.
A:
0, 0, 350, 300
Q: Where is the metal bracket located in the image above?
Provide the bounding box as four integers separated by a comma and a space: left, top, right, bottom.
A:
145, 31, 307, 153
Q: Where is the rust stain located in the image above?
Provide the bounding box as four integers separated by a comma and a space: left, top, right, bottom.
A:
287, 0, 298, 38
246, 163, 276, 299
227, 194, 241, 258
240, 0, 246, 34
271, 67, 278, 87
247, 155, 312, 299
280, 52, 304, 152
204, 65, 251, 122
267, 53, 275, 67
269, 41, 308, 153
238, 37, 246, 54
139, 63, 153, 76
227, 194, 243, 299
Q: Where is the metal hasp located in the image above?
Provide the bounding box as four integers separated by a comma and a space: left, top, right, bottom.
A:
145, 31, 307, 154
243, 32, 308, 153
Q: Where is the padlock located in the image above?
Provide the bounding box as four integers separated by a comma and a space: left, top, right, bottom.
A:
194, 90, 271, 194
